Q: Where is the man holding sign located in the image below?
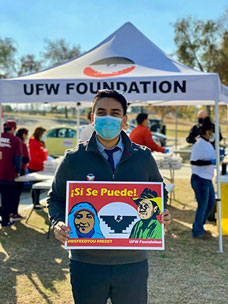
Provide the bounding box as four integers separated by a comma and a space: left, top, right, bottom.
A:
48, 90, 171, 304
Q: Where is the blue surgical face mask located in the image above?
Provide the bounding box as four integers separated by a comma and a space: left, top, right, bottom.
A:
41, 134, 46, 141
94, 115, 122, 140
209, 134, 215, 142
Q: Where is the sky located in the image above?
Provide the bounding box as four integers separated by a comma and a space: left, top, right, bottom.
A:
1, 0, 228, 60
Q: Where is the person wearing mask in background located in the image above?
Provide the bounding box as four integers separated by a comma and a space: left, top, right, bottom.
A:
129, 113, 170, 153
11, 128, 30, 221
186, 110, 223, 146
28, 126, 48, 209
48, 90, 171, 304
0, 120, 22, 227
79, 111, 94, 142
190, 117, 220, 239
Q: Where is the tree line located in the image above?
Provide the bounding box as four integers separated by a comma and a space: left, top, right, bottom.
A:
0, 38, 81, 78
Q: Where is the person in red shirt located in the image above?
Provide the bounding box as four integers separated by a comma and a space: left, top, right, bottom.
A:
130, 113, 168, 153
28, 126, 48, 209
11, 127, 30, 221
28, 126, 48, 172
0, 120, 22, 227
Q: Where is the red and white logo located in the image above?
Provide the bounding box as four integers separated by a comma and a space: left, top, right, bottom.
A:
86, 173, 95, 181
83, 57, 135, 78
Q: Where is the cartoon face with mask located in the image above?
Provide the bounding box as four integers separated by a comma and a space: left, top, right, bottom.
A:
91, 93, 127, 141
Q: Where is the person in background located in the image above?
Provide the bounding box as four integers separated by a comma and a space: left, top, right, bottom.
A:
10, 128, 30, 221
187, 110, 223, 222
28, 126, 48, 172
79, 111, 94, 142
186, 110, 223, 146
0, 120, 22, 227
28, 126, 48, 209
190, 117, 219, 239
129, 113, 169, 153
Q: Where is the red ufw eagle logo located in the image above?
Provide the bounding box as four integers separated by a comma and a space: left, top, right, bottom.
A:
83, 57, 135, 78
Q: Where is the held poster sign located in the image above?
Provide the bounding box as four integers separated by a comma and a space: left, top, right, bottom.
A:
65, 181, 164, 250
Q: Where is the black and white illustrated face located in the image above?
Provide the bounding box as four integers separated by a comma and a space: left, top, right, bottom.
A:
137, 199, 157, 220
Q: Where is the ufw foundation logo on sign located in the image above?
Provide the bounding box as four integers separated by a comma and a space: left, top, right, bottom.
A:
83, 57, 135, 78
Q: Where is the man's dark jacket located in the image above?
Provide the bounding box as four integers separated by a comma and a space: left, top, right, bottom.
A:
48, 131, 167, 265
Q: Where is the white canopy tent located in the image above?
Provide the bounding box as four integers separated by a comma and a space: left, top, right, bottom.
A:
0, 22, 227, 251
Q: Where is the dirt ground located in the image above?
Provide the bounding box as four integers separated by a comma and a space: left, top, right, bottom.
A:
0, 178, 228, 304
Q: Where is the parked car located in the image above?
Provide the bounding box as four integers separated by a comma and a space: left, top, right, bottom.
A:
127, 122, 167, 147
45, 126, 83, 157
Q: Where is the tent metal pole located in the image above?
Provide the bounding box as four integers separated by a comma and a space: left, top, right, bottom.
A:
16, 104, 21, 126
215, 99, 223, 253
0, 102, 2, 135
175, 107, 178, 150
0, 103, 2, 161
76, 102, 81, 144
227, 104, 228, 131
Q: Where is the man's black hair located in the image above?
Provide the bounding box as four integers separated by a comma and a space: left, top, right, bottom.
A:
136, 113, 148, 125
16, 127, 29, 140
4, 127, 11, 133
201, 117, 214, 135
92, 90, 127, 115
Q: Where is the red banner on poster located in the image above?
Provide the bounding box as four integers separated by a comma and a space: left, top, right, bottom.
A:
65, 181, 164, 250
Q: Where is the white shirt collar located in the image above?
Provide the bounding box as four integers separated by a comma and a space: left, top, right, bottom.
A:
95, 134, 124, 152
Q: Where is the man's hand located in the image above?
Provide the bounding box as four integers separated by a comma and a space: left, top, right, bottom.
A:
161, 209, 172, 227
15, 173, 20, 178
164, 148, 172, 154
54, 221, 70, 243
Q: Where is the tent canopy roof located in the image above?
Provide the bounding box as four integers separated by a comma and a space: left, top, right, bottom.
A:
1, 22, 228, 104
19, 22, 208, 79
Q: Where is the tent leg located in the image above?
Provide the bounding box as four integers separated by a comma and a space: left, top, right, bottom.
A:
0, 103, 2, 161
0, 102, 2, 135
175, 107, 178, 150
76, 102, 81, 144
227, 105, 228, 131
215, 99, 223, 253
